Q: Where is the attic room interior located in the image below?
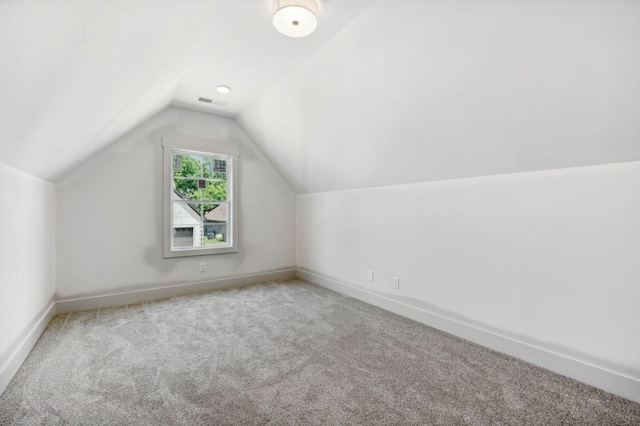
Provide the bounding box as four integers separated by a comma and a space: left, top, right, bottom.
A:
1, 0, 639, 423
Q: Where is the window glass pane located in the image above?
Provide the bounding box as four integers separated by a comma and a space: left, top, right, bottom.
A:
201, 180, 227, 201
206, 171, 227, 181
172, 202, 203, 249
174, 154, 202, 178
173, 178, 199, 200
203, 203, 228, 246
173, 227, 194, 248
202, 157, 227, 179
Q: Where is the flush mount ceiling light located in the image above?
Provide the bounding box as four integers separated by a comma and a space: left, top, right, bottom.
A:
272, 0, 318, 38
216, 85, 231, 94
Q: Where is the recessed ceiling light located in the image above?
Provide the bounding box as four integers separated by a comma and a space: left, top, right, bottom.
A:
273, 0, 318, 38
216, 85, 231, 94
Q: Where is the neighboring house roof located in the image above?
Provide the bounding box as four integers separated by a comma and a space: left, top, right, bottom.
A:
172, 190, 226, 225
172, 191, 201, 226
205, 204, 227, 223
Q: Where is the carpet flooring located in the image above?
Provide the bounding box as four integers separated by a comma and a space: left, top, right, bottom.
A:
1, 279, 639, 425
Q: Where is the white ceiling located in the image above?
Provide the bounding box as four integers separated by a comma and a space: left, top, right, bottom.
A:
2, 0, 640, 190
239, 0, 640, 193
0, 0, 372, 181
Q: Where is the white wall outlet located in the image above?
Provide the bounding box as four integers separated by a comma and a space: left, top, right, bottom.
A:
392, 276, 400, 289
367, 270, 374, 282
200, 262, 206, 272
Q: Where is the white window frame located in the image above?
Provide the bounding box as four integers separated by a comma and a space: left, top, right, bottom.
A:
162, 136, 239, 258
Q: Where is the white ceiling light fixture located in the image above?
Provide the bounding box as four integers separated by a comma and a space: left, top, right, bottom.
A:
216, 85, 231, 94
273, 0, 318, 38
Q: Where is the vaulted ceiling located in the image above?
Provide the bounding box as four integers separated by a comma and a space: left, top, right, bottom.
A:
0, 0, 372, 181
2, 0, 639, 191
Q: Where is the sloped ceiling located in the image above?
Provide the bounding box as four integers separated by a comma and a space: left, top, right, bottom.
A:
239, 0, 640, 193
0, 0, 371, 181
2, 1, 639, 190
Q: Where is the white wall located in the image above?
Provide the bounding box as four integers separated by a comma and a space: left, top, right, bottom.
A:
0, 163, 55, 373
56, 107, 296, 299
297, 161, 640, 379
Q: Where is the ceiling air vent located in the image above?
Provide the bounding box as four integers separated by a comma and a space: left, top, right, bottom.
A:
198, 97, 228, 106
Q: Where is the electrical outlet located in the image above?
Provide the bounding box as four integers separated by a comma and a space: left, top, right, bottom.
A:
392, 276, 399, 289
200, 262, 206, 273
367, 271, 374, 282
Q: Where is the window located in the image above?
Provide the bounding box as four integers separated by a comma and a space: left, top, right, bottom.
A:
163, 137, 239, 257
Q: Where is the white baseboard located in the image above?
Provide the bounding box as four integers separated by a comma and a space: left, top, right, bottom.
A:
0, 302, 56, 396
56, 268, 297, 314
297, 268, 640, 404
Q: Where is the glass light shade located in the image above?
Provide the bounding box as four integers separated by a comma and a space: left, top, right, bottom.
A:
273, 0, 318, 38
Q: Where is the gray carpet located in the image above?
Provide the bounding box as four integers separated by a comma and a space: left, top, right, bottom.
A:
1, 279, 639, 425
